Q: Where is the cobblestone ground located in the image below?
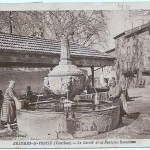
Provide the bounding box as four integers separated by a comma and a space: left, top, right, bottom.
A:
1, 87, 150, 140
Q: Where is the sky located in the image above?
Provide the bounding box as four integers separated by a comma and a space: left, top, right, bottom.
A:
107, 10, 130, 50
107, 10, 148, 50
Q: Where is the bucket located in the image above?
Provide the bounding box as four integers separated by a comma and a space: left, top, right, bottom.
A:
16, 100, 25, 110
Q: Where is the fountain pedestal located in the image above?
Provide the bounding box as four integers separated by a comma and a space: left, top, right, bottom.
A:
48, 36, 85, 100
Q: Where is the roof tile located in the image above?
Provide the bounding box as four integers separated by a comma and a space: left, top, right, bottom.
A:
0, 32, 113, 59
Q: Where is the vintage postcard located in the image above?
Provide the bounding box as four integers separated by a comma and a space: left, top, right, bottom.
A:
0, 2, 150, 148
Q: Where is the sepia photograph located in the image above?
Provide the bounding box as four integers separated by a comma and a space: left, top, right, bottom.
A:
0, 2, 150, 148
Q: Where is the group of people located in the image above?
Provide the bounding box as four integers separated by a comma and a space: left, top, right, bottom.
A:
0, 77, 52, 131
0, 76, 128, 131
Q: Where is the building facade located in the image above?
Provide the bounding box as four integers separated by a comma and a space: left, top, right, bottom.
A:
96, 22, 150, 88
114, 22, 150, 87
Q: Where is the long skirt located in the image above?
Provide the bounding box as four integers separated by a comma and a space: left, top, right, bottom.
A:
120, 93, 128, 114
122, 89, 130, 102
1, 100, 16, 123
113, 97, 127, 125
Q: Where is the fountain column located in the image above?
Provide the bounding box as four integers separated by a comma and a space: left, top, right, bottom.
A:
59, 36, 72, 65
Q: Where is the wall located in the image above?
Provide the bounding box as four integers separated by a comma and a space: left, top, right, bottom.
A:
0, 68, 49, 96
115, 31, 150, 87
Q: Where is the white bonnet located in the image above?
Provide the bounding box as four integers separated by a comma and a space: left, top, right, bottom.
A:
9, 80, 15, 84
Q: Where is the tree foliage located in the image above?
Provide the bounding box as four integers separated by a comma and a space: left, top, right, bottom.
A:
129, 10, 150, 24
0, 10, 108, 51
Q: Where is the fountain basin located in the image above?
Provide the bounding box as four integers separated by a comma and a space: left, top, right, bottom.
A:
17, 102, 120, 139
67, 105, 120, 138
17, 110, 67, 139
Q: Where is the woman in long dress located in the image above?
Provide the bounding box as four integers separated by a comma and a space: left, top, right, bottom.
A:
120, 75, 130, 101
1, 80, 19, 131
108, 78, 128, 125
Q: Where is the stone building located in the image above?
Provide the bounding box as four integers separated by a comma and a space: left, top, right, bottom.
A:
95, 21, 150, 88
114, 22, 150, 87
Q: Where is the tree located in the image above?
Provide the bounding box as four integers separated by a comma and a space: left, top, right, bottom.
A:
0, 12, 10, 32
0, 11, 45, 37
44, 10, 108, 50
0, 10, 109, 51
129, 10, 150, 25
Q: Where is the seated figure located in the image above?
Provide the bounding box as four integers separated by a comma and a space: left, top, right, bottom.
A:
26, 86, 37, 102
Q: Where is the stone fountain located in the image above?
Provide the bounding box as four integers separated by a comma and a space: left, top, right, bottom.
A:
48, 36, 86, 100
16, 36, 120, 140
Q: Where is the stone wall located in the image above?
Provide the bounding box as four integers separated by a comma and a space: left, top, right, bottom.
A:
0, 68, 49, 96
17, 104, 120, 139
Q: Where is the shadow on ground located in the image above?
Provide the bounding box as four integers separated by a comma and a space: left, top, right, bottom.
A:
126, 112, 141, 119
128, 96, 142, 101
119, 112, 141, 128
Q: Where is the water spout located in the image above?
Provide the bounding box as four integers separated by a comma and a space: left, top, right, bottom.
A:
89, 85, 99, 105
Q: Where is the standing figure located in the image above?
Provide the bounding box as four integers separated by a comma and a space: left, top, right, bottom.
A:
1, 80, 19, 131
102, 78, 109, 89
43, 77, 51, 97
120, 75, 130, 101
108, 78, 128, 125
0, 90, 4, 128
26, 86, 33, 101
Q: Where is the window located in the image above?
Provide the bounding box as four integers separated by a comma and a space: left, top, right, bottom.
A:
127, 46, 131, 70
133, 45, 136, 54
127, 46, 131, 56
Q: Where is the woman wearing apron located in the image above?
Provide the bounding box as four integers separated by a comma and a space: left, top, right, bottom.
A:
1, 80, 19, 131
